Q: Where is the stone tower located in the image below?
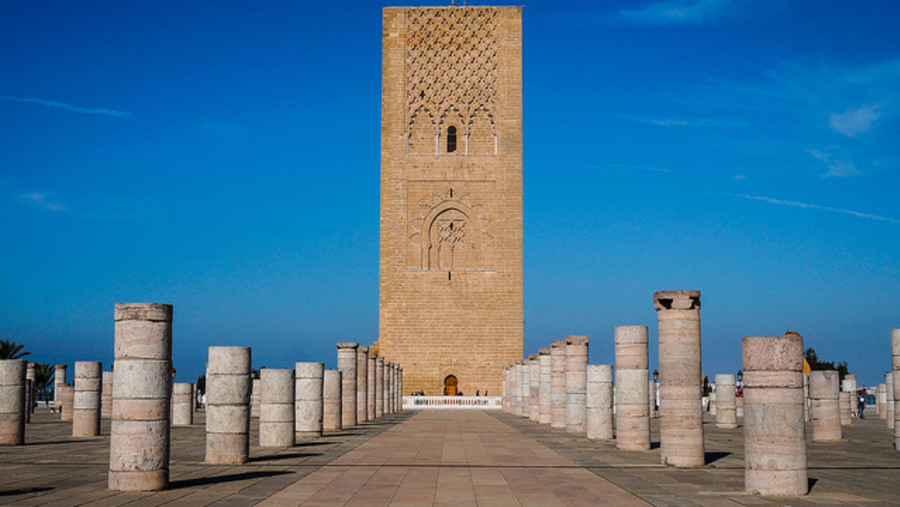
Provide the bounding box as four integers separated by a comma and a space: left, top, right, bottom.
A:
379, 6, 523, 396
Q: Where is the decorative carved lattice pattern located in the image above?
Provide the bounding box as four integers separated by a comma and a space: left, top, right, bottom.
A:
406, 7, 497, 132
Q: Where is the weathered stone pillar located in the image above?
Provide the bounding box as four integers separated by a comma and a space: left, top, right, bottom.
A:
878, 383, 886, 419
844, 374, 858, 418
513, 360, 524, 416
323, 369, 342, 430
205, 346, 251, 465
26, 362, 35, 418
73, 361, 102, 437
565, 335, 589, 434
337, 343, 358, 426
367, 351, 376, 421
714, 374, 737, 429
893, 329, 900, 447
382, 360, 390, 414
387, 362, 395, 414
550, 341, 567, 428
0, 359, 26, 445
654, 290, 704, 467
59, 385, 74, 421
614, 326, 650, 451
839, 391, 851, 426
737, 395, 744, 418
802, 373, 810, 422
54, 364, 67, 405
109, 303, 172, 491
529, 354, 540, 421
887, 372, 895, 429
101, 371, 113, 419
586, 364, 613, 440
538, 348, 552, 424
250, 378, 261, 418
295, 362, 324, 440
809, 370, 840, 442
172, 383, 193, 426
357, 346, 369, 424
375, 357, 384, 418
742, 333, 807, 497
259, 368, 294, 448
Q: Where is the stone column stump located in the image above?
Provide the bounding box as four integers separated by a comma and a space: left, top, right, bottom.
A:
101, 371, 113, 419
654, 290, 704, 467
367, 351, 376, 421
0, 359, 26, 445
54, 364, 67, 406
586, 364, 613, 440
59, 385, 75, 421
109, 303, 173, 491
839, 391, 851, 426
323, 369, 342, 430
565, 335, 589, 434
73, 361, 102, 437
742, 333, 807, 496
809, 370, 840, 442
295, 362, 324, 440
538, 348, 552, 424
714, 374, 737, 429
259, 368, 295, 448
550, 341, 567, 428
375, 357, 385, 418
529, 354, 540, 421
337, 343, 358, 426
615, 326, 650, 451
357, 346, 369, 424
172, 383, 193, 426
892, 329, 900, 447
205, 346, 251, 465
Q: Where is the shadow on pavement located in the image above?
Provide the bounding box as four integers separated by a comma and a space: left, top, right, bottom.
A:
169, 471, 292, 489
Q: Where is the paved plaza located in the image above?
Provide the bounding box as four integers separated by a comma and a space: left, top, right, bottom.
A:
1, 408, 898, 505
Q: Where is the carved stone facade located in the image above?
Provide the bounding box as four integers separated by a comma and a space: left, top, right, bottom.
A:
379, 6, 523, 396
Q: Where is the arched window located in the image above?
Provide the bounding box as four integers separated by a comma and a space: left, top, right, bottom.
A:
447, 125, 457, 153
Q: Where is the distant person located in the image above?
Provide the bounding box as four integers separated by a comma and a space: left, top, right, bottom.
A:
857, 391, 866, 419
476, 389, 480, 396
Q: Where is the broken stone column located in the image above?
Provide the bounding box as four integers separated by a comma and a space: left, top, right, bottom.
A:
550, 340, 567, 428
367, 351, 376, 421
539, 348, 552, 424
295, 362, 324, 440
654, 290, 704, 467
259, 368, 294, 448
515, 360, 526, 416
109, 303, 173, 491
529, 354, 540, 421
375, 357, 384, 418
250, 378, 261, 418
742, 333, 807, 497
172, 383, 193, 426
54, 364, 67, 406
878, 383, 887, 419
887, 372, 895, 430
839, 391, 851, 426
101, 371, 113, 419
809, 370, 840, 442
0, 359, 26, 445
387, 362, 395, 414
205, 346, 251, 465
615, 325, 650, 451
26, 362, 35, 418
357, 346, 369, 424
59, 385, 74, 421
323, 369, 342, 430
893, 329, 900, 447
803, 373, 810, 422
73, 361, 102, 437
587, 364, 613, 440
844, 374, 858, 418
337, 343, 358, 426
565, 335, 589, 434
714, 374, 737, 429
382, 360, 390, 414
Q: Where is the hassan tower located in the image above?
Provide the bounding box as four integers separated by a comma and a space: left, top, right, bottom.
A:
378, 6, 524, 396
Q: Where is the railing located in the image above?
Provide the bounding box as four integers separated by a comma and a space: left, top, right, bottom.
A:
403, 395, 502, 410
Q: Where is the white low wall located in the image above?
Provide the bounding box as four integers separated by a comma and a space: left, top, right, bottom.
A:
403, 396, 502, 410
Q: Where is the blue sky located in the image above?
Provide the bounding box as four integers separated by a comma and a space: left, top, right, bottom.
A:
1, 1, 898, 387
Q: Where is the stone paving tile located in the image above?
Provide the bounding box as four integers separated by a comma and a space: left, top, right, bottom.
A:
494, 409, 900, 506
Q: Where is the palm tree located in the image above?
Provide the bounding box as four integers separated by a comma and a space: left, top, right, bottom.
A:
0, 339, 30, 359
33, 363, 54, 402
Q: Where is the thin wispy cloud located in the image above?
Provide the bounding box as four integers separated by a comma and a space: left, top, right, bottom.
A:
616, 114, 745, 128
593, 162, 673, 174
620, 0, 740, 25
725, 193, 899, 224
0, 95, 129, 118
829, 104, 882, 137
19, 192, 66, 212
808, 149, 861, 178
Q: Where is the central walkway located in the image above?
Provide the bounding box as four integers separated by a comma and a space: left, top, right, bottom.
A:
260, 410, 647, 506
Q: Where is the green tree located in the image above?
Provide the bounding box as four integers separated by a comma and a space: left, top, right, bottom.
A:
0, 339, 30, 359
33, 363, 54, 401
805, 347, 849, 381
